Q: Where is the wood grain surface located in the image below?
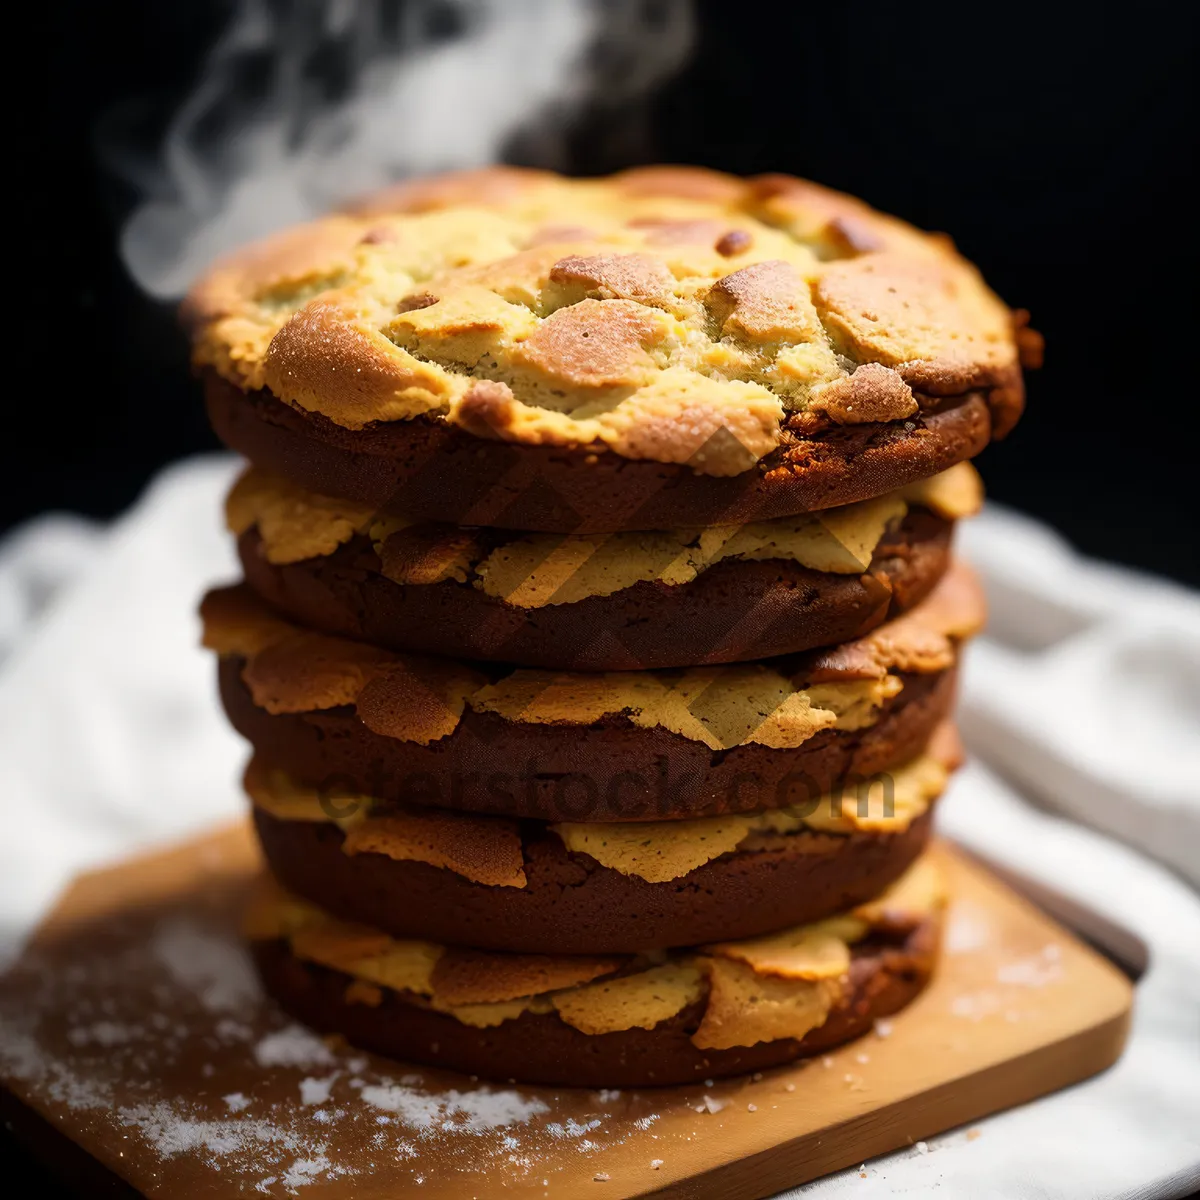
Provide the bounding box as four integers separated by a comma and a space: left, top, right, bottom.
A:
0, 825, 1132, 1198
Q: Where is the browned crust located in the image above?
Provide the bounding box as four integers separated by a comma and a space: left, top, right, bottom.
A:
252, 805, 934, 954
220, 662, 958, 821
189, 167, 1029, 470
206, 372, 1004, 533
236, 508, 953, 671
250, 914, 939, 1087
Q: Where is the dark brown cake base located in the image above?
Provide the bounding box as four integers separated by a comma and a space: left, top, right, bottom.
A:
251, 916, 939, 1087
253, 806, 934, 954
221, 662, 957, 821
238, 510, 952, 671
207, 372, 1001, 533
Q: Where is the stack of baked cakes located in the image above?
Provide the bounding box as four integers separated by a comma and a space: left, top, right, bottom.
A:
190, 166, 1036, 1087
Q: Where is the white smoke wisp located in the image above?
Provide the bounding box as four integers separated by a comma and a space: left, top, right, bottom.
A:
113, 0, 694, 300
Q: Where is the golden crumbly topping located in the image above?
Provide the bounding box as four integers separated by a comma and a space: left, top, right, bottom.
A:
244, 730, 958, 884
228, 462, 982, 605
551, 742, 956, 880
202, 564, 982, 748
187, 166, 1020, 474
247, 851, 946, 1044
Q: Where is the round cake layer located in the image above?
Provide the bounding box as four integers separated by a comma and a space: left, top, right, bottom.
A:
207, 376, 1001, 533
203, 563, 980, 821
189, 165, 1035, 534
226, 665, 955, 822
230, 462, 977, 670
248, 732, 953, 953
246, 852, 946, 1086
255, 809, 933, 955
250, 911, 939, 1088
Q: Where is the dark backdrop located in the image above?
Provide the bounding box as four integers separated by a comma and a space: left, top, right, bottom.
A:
13, 0, 1198, 585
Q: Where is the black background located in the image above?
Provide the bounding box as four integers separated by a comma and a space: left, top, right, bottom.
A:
13, 0, 1200, 585
3, 3, 1199, 1190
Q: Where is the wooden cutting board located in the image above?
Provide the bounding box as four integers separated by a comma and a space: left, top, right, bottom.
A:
0, 825, 1132, 1199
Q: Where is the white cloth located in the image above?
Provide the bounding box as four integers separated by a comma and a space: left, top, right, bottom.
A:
0, 456, 1197, 1197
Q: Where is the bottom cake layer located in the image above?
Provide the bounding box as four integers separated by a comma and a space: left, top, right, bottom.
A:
247, 856, 944, 1087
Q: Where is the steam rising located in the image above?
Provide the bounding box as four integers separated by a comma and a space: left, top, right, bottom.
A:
114, 0, 694, 299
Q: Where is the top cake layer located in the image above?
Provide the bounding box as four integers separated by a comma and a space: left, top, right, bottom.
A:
189, 167, 1037, 531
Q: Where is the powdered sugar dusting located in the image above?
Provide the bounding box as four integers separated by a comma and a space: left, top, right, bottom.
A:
950, 944, 1066, 1023
0, 900, 667, 1195
255, 1025, 337, 1069
151, 917, 261, 1012
282, 1156, 337, 1189
997, 945, 1063, 988
360, 1082, 548, 1132
944, 903, 992, 955
299, 1074, 339, 1106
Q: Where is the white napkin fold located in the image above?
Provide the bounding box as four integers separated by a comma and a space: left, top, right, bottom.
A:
0, 456, 1196, 1197
957, 507, 1200, 889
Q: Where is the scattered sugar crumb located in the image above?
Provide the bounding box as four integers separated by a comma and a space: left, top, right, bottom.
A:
747, 1103, 757, 1112
873, 1018, 893, 1039
222, 1093, 250, 1113
915, 1141, 929, 1155
364, 1083, 548, 1132
855, 1053, 870, 1064
751, 1072, 763, 1082
821, 1056, 834, 1068
282, 1155, 332, 1188
254, 1026, 337, 1070
67, 1021, 143, 1048
149, 919, 260, 1013
703, 1078, 715, 1087
299, 1075, 339, 1106
699, 1095, 726, 1114
997, 946, 1064, 988
945, 905, 991, 954
650, 1159, 664, 1169
593, 1172, 610, 1182
951, 991, 1003, 1021
545, 1118, 601, 1139
784, 1083, 796, 1092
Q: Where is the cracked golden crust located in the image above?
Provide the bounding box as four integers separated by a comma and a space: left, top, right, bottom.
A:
202, 564, 981, 751
246, 735, 956, 887
187, 167, 1025, 474
225, 462, 980, 596
246, 850, 946, 1047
